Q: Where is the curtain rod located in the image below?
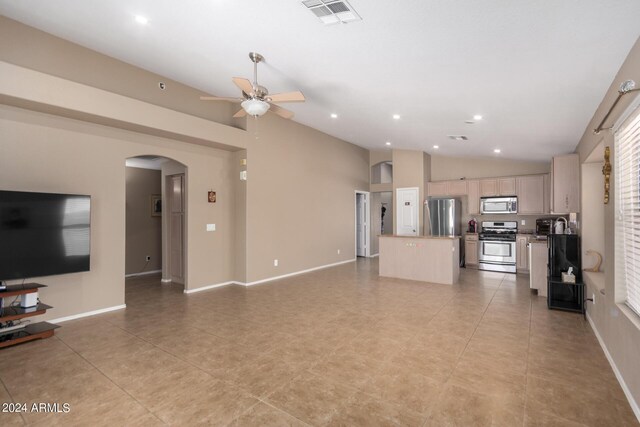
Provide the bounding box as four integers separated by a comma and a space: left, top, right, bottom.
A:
593, 80, 639, 134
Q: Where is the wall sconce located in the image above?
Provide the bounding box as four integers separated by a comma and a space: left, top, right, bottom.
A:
603, 146, 611, 204
208, 191, 216, 203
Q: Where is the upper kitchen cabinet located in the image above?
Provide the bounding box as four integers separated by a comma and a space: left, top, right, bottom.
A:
427, 180, 467, 197
498, 178, 517, 196
551, 154, 580, 213
480, 177, 516, 197
467, 180, 480, 214
517, 175, 546, 214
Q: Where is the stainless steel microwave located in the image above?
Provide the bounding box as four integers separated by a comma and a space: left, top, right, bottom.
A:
480, 197, 518, 214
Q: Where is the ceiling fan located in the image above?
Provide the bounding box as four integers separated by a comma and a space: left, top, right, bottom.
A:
200, 52, 305, 119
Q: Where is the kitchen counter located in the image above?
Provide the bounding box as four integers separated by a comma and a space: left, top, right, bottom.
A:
379, 235, 460, 285
383, 235, 461, 240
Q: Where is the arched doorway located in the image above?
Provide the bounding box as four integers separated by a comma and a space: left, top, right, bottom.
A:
125, 155, 188, 294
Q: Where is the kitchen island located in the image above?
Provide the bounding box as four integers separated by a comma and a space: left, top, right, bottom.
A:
379, 235, 460, 285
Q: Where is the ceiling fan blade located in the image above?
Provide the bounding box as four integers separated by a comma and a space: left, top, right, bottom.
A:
200, 96, 242, 103
233, 109, 247, 118
269, 103, 295, 119
267, 91, 305, 103
232, 77, 254, 95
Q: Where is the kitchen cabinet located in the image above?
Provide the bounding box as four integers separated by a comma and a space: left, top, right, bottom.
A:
427, 181, 449, 197
529, 241, 548, 297
447, 180, 467, 196
551, 154, 580, 213
427, 180, 467, 196
498, 178, 516, 196
543, 174, 550, 214
480, 177, 516, 196
516, 175, 545, 214
467, 180, 480, 214
516, 235, 530, 272
480, 179, 498, 197
465, 234, 478, 267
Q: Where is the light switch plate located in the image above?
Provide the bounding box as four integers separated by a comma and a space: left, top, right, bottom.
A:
206, 224, 216, 231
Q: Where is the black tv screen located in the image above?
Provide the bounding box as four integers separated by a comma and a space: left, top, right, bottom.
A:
0, 190, 91, 281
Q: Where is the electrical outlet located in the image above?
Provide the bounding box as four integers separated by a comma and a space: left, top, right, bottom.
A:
274, 259, 278, 267
206, 224, 216, 231
521, 219, 526, 226
337, 249, 341, 254
145, 256, 151, 262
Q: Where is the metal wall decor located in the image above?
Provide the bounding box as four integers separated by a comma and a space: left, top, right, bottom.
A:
603, 146, 611, 204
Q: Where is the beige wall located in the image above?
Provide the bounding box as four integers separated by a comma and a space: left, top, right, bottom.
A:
576, 37, 640, 415
0, 105, 237, 319
581, 162, 605, 269
244, 115, 369, 283
430, 155, 550, 181
392, 149, 428, 234
125, 167, 162, 275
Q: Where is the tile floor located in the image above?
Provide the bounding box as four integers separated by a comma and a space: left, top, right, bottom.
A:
0, 258, 637, 426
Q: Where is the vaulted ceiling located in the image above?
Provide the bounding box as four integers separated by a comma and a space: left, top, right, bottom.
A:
1, 0, 639, 161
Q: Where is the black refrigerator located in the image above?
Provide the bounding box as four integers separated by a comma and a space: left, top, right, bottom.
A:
547, 235, 583, 313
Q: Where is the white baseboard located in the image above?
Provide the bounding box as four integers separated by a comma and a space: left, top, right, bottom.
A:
242, 258, 356, 287
160, 278, 172, 283
183, 281, 236, 294
124, 269, 161, 278
49, 304, 126, 324
586, 312, 640, 422
369, 253, 379, 258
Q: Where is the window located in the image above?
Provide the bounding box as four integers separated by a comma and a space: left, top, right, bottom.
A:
615, 104, 640, 316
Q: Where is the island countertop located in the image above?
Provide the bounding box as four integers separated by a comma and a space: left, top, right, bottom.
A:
379, 235, 460, 285
380, 234, 461, 240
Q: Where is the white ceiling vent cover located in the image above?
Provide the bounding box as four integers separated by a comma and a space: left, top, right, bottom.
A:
302, 0, 362, 25
448, 135, 469, 141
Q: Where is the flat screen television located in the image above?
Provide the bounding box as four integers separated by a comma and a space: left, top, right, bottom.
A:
0, 190, 91, 281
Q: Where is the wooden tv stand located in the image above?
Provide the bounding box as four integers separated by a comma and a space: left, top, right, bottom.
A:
0, 283, 59, 349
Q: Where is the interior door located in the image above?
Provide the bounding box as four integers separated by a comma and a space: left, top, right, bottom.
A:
169, 174, 185, 284
356, 193, 366, 257
396, 187, 419, 236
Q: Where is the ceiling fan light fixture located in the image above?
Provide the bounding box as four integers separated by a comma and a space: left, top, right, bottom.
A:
241, 98, 271, 117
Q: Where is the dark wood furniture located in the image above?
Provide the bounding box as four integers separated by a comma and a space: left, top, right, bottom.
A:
0, 283, 59, 349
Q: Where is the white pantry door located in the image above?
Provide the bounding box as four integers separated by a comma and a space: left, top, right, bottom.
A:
396, 187, 419, 236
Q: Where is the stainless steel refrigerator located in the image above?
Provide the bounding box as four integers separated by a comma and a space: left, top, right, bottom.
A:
425, 198, 461, 237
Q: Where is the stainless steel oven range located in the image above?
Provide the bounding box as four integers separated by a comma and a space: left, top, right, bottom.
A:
478, 221, 517, 273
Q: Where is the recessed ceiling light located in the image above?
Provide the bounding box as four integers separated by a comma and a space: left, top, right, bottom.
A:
392, 114, 401, 120
494, 149, 501, 153
385, 142, 391, 146
473, 115, 483, 120
330, 113, 338, 118
135, 15, 149, 25
433, 145, 439, 149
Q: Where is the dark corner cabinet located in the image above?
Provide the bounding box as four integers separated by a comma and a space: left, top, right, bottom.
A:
0, 284, 59, 349
547, 235, 583, 313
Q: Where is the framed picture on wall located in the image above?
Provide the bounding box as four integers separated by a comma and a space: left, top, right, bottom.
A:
151, 194, 162, 217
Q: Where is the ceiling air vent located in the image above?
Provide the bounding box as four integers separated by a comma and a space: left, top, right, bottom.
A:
302, 0, 362, 25
448, 135, 468, 141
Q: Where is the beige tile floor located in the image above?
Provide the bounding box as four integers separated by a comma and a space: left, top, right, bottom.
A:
0, 258, 638, 426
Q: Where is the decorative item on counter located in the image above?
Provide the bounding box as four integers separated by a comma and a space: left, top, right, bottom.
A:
468, 218, 477, 233
562, 267, 576, 283
603, 146, 611, 204
208, 190, 216, 203
584, 250, 603, 273
554, 217, 567, 234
